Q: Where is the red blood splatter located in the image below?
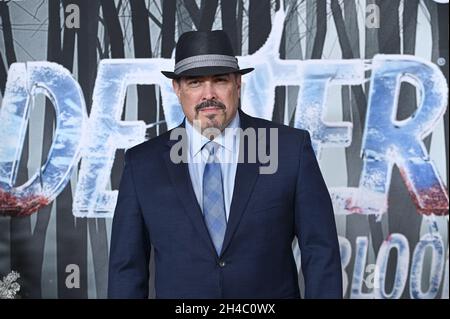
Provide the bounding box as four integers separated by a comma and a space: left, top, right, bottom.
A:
399, 168, 449, 216
344, 198, 364, 214
414, 185, 449, 216
0, 189, 49, 217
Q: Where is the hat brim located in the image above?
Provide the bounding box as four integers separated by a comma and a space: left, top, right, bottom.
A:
161, 66, 254, 79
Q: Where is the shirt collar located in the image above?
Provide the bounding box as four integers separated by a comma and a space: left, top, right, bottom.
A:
185, 111, 240, 158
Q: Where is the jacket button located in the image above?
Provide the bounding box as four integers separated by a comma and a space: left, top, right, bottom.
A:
218, 261, 226, 267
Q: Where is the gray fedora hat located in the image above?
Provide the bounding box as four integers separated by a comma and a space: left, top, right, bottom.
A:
161, 30, 254, 79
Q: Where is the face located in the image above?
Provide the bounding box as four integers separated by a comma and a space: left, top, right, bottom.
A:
173, 73, 241, 135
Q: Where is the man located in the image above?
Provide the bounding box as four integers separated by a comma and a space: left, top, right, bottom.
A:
108, 30, 342, 299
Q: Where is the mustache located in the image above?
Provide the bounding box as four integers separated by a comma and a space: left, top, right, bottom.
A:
195, 100, 226, 112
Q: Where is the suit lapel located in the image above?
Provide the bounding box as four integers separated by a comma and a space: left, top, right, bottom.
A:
163, 122, 217, 255
221, 110, 260, 256
162, 112, 262, 258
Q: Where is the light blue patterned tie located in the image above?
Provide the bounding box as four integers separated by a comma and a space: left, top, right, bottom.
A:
202, 141, 227, 255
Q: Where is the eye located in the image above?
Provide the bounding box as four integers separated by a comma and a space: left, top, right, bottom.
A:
215, 77, 228, 83
187, 79, 201, 87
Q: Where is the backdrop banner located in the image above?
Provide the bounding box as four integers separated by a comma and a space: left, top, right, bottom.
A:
0, 0, 448, 299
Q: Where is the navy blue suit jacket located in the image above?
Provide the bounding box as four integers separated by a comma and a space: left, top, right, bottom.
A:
108, 110, 342, 298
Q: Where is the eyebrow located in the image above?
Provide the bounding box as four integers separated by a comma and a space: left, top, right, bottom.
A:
182, 76, 200, 81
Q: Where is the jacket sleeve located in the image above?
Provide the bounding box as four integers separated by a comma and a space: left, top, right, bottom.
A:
294, 131, 343, 299
108, 150, 151, 298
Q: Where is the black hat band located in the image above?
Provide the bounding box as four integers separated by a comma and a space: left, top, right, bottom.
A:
174, 54, 239, 75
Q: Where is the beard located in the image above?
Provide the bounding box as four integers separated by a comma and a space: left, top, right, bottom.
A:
194, 99, 228, 133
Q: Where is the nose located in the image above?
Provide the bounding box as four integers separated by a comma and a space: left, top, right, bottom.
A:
202, 81, 216, 100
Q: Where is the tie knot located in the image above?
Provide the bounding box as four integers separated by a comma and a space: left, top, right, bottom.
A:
203, 141, 219, 156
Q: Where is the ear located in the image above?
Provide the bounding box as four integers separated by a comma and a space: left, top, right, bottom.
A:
172, 79, 181, 98
235, 74, 242, 95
